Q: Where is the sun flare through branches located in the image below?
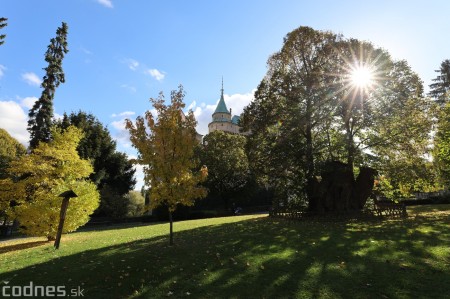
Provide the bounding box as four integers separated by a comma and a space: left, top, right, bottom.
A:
350, 65, 374, 88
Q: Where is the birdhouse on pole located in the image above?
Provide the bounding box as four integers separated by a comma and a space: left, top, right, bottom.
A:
54, 190, 78, 249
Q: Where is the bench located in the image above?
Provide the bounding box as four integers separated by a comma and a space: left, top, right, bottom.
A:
373, 199, 407, 218
270, 208, 303, 220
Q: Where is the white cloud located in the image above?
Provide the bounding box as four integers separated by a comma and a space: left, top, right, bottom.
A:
96, 0, 113, 8
111, 111, 136, 118
22, 72, 42, 87
193, 104, 216, 136
192, 90, 255, 136
224, 90, 255, 116
109, 112, 139, 150
111, 119, 126, 131
54, 113, 63, 121
20, 96, 38, 109
110, 118, 132, 149
80, 47, 92, 55
120, 84, 137, 93
109, 120, 144, 188
133, 164, 145, 191
0, 65, 6, 79
187, 100, 196, 111
0, 100, 29, 146
108, 114, 147, 190
123, 58, 139, 71
146, 68, 165, 81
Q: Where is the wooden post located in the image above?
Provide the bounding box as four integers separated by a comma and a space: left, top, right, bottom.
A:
54, 190, 78, 249
169, 211, 173, 246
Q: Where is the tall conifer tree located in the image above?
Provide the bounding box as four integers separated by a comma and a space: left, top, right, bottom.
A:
0, 17, 7, 46
28, 22, 69, 149
429, 59, 450, 104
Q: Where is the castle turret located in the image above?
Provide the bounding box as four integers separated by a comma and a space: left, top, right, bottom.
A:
208, 79, 243, 135
211, 79, 231, 123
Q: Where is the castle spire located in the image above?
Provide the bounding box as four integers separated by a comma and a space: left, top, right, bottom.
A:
213, 77, 230, 114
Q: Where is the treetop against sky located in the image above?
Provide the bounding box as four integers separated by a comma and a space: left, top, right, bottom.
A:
1, 0, 449, 190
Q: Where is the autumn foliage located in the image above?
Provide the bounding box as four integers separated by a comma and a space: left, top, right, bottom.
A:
0, 126, 99, 240
126, 85, 207, 244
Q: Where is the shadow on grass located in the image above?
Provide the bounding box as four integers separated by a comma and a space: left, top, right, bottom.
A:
77, 221, 162, 233
0, 214, 449, 299
0, 240, 50, 254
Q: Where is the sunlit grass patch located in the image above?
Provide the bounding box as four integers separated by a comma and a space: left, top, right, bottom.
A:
0, 206, 449, 298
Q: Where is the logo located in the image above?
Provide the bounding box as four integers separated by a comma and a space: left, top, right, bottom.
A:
1, 281, 84, 297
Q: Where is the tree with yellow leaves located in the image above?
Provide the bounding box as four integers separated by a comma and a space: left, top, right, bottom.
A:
0, 126, 99, 240
126, 85, 207, 245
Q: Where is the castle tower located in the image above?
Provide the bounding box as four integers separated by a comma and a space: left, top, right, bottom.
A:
208, 79, 242, 134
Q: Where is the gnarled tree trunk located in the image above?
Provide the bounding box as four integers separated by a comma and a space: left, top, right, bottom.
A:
308, 161, 377, 213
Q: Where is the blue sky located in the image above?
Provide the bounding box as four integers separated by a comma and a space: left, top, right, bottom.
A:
1, 0, 450, 189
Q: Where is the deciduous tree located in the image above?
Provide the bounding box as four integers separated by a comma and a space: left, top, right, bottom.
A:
242, 26, 338, 206
0, 129, 26, 222
0, 126, 99, 240
28, 22, 69, 149
198, 130, 248, 208
242, 26, 434, 210
434, 102, 450, 187
126, 86, 207, 245
367, 60, 435, 198
0, 128, 26, 179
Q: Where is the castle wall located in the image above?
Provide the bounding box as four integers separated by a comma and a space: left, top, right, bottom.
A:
208, 122, 241, 134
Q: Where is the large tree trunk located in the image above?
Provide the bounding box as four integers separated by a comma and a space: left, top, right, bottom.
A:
305, 99, 316, 210
353, 167, 378, 209
310, 161, 376, 213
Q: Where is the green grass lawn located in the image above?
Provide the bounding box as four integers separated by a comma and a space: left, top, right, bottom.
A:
1, 205, 449, 299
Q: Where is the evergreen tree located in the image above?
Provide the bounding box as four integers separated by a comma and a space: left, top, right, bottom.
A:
0, 17, 7, 46
28, 22, 69, 149
429, 59, 450, 104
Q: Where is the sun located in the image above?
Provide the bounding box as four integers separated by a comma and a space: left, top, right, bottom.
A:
350, 65, 374, 88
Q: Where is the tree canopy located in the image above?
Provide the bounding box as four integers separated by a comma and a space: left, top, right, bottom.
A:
56, 111, 136, 218
0, 126, 99, 240
57, 111, 136, 195
198, 130, 249, 208
126, 85, 207, 244
242, 26, 434, 208
434, 102, 450, 187
0, 128, 26, 179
